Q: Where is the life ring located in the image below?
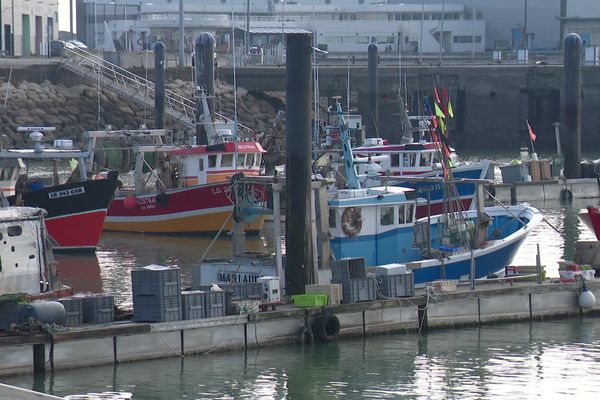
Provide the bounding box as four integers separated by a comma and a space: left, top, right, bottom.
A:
560, 188, 573, 202
156, 191, 169, 207
311, 315, 341, 342
137, 38, 144, 46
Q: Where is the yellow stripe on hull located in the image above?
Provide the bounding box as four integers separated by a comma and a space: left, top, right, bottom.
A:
103, 212, 265, 233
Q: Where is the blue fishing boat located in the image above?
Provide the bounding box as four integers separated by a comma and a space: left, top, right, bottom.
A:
327, 100, 542, 285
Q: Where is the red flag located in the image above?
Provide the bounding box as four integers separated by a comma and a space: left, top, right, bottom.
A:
526, 120, 536, 142
434, 85, 442, 105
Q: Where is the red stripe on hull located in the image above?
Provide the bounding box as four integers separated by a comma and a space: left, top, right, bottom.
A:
416, 198, 473, 219
45, 210, 108, 249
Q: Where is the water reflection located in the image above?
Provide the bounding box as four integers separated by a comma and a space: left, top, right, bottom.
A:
4, 319, 600, 399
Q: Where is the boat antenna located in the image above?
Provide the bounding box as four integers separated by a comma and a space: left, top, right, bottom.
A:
334, 96, 360, 190
144, 45, 149, 128
231, 1, 239, 140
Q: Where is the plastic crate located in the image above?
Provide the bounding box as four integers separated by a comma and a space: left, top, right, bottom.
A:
331, 257, 366, 283
196, 283, 262, 302
305, 284, 343, 306
133, 295, 182, 322
131, 265, 181, 298
181, 291, 206, 320
58, 297, 83, 326
377, 273, 415, 298
0, 302, 21, 331
204, 291, 226, 318
291, 294, 328, 308
342, 277, 377, 304
80, 294, 114, 324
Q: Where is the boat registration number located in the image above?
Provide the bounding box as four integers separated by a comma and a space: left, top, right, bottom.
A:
48, 186, 85, 199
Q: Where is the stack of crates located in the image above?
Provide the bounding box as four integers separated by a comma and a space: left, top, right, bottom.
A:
204, 291, 227, 318
132, 265, 181, 323
80, 294, 114, 324
196, 283, 262, 302
181, 291, 206, 320
0, 302, 21, 330
58, 297, 83, 326
330, 257, 376, 304
377, 273, 415, 298
305, 284, 343, 305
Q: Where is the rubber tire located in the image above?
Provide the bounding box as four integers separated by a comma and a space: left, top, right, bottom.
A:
560, 189, 573, 203
156, 192, 169, 207
311, 315, 341, 342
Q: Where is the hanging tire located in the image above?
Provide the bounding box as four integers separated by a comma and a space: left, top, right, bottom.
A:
560, 189, 573, 203
299, 325, 314, 345
311, 315, 341, 342
156, 192, 169, 207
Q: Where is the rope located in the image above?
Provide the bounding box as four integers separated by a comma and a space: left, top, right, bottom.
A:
199, 212, 233, 264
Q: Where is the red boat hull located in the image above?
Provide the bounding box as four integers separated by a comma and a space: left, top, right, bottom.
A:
579, 206, 600, 240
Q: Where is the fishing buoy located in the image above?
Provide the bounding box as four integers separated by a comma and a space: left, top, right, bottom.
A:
123, 196, 137, 209
579, 288, 596, 309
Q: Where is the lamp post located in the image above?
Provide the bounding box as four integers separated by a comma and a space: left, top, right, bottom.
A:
178, 0, 184, 67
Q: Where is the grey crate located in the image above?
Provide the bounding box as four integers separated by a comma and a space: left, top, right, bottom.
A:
0, 302, 20, 330
331, 258, 366, 283
377, 273, 415, 298
131, 265, 181, 298
196, 283, 262, 302
59, 297, 83, 326
81, 294, 114, 324
205, 291, 226, 318
133, 295, 182, 323
342, 277, 377, 304
181, 291, 206, 320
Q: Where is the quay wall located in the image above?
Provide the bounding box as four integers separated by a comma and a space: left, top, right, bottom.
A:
0, 282, 598, 378
1, 63, 600, 150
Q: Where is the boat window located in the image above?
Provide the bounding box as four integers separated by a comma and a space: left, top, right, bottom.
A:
237, 153, 246, 168
198, 158, 204, 172
329, 208, 337, 228
391, 154, 400, 167
208, 155, 217, 168
398, 205, 406, 224
254, 154, 261, 167
221, 154, 233, 168
432, 153, 441, 164
404, 153, 416, 167
380, 207, 395, 226
7, 226, 22, 237
420, 153, 432, 167
406, 204, 414, 223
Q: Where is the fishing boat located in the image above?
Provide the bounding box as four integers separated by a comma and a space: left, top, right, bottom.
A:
0, 127, 118, 251
578, 206, 600, 240
86, 127, 266, 234
328, 100, 542, 285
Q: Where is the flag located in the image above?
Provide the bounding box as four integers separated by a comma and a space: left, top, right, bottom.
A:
447, 100, 454, 118
434, 86, 442, 105
526, 120, 536, 142
435, 103, 445, 118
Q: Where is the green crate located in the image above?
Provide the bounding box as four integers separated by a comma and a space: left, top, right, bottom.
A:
291, 294, 328, 308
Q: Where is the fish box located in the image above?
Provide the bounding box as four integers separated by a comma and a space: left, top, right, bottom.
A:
132, 265, 181, 298
305, 284, 343, 306
59, 297, 83, 326
292, 294, 328, 308
181, 291, 206, 320
377, 273, 415, 298
341, 277, 377, 304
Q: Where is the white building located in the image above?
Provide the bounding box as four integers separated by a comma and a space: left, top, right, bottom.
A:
0, 0, 59, 56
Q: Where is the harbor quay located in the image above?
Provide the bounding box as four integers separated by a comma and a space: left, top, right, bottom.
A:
0, 280, 598, 378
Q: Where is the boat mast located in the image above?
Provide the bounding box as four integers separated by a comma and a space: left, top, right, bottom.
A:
334, 98, 361, 190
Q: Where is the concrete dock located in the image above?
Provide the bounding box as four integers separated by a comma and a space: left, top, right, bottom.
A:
1, 280, 598, 378
492, 178, 600, 204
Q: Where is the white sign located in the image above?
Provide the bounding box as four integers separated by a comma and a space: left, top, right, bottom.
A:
48, 186, 85, 199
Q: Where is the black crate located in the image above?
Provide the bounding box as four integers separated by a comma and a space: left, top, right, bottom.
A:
131, 265, 181, 298
341, 277, 377, 304
205, 291, 226, 318
59, 297, 83, 326
81, 294, 114, 324
133, 295, 181, 323
377, 273, 415, 298
331, 257, 366, 283
181, 291, 206, 320
0, 302, 21, 331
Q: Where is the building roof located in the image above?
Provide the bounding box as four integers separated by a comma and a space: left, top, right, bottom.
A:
245, 27, 312, 35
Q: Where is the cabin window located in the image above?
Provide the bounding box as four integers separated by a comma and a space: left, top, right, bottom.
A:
398, 205, 406, 224
237, 154, 246, 168
254, 154, 261, 167
221, 154, 233, 168
380, 207, 394, 226
208, 155, 217, 168
404, 153, 416, 167
329, 209, 337, 228
391, 154, 400, 167
432, 153, 441, 164
198, 158, 205, 172
406, 204, 415, 223
420, 153, 432, 167
7, 226, 22, 237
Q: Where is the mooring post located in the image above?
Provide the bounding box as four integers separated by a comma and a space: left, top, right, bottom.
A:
285, 33, 313, 296
366, 44, 379, 138
536, 243, 542, 284
194, 33, 216, 145
470, 250, 476, 290
154, 41, 166, 130
33, 343, 46, 374
562, 33, 582, 179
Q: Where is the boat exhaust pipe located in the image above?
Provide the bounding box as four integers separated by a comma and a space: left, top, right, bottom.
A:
562, 33, 582, 179
194, 33, 216, 145
154, 41, 166, 130
367, 43, 379, 138
285, 33, 313, 295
